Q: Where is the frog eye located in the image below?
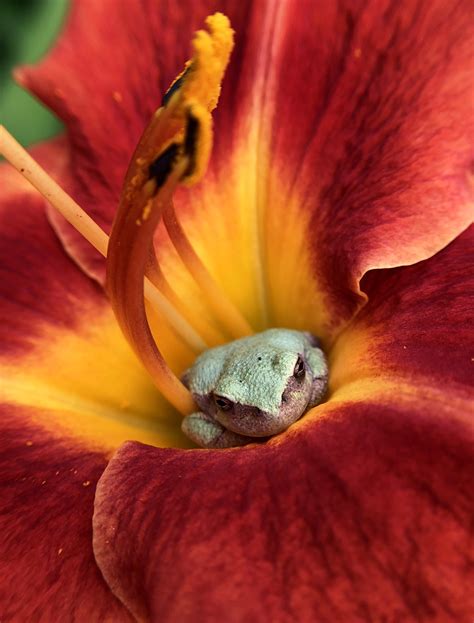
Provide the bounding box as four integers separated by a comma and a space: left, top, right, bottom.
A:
214, 395, 233, 411
293, 356, 305, 379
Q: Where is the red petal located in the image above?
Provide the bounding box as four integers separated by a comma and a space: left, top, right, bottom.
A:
331, 226, 474, 393
94, 406, 472, 622
264, 0, 473, 331
0, 406, 132, 622
0, 144, 186, 616
93, 230, 473, 621
18, 1, 471, 338
0, 141, 106, 356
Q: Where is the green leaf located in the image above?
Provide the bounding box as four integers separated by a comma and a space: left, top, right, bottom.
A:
0, 0, 69, 146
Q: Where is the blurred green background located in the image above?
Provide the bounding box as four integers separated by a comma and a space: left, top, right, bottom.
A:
0, 0, 69, 146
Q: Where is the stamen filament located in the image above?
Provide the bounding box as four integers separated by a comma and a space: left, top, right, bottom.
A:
163, 200, 253, 339
0, 125, 207, 353
1, 126, 108, 256
147, 256, 227, 346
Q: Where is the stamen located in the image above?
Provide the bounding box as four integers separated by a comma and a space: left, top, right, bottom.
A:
103, 11, 245, 412
183, 110, 200, 178
1, 126, 108, 257
162, 197, 253, 339
149, 15, 254, 338
110, 12, 252, 345
147, 255, 227, 346
149, 143, 180, 189
0, 126, 207, 354
161, 65, 192, 107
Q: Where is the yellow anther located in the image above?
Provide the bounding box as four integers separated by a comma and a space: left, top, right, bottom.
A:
181, 13, 234, 114
147, 13, 251, 338
161, 12, 234, 186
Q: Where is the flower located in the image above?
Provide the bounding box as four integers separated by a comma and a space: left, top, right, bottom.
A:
1, 0, 473, 621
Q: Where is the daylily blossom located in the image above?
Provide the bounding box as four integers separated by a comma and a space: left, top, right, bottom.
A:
1, 0, 473, 620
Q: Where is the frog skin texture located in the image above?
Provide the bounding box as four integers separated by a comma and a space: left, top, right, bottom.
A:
181, 328, 328, 449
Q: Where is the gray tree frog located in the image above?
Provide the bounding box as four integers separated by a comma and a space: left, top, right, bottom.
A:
181, 328, 328, 448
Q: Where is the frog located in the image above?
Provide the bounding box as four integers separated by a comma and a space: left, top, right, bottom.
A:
181, 328, 328, 448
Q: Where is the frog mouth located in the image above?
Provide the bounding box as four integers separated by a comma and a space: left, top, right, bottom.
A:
214, 399, 310, 438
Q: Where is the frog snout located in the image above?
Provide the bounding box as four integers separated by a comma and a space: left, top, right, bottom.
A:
215, 403, 302, 438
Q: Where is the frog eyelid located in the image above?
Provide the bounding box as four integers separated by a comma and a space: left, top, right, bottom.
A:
293, 356, 305, 379
214, 394, 234, 411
